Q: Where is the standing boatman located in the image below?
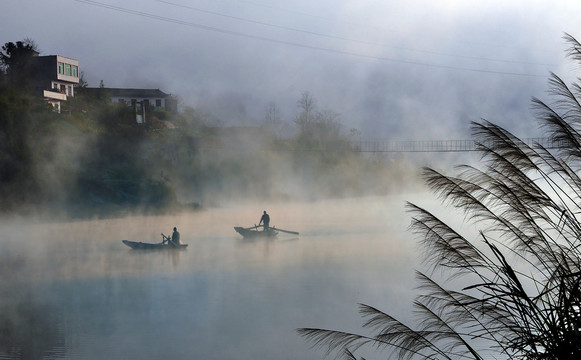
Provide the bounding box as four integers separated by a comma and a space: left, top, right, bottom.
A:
258, 211, 270, 231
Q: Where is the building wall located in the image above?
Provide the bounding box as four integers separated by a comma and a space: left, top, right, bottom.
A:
81, 87, 179, 122
32, 55, 80, 111
111, 96, 166, 109
55, 55, 79, 85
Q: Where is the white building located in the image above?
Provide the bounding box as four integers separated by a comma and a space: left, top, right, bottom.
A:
82, 87, 178, 123
31, 55, 80, 112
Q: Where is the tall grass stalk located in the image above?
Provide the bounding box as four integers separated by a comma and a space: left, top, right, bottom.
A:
298, 33, 581, 360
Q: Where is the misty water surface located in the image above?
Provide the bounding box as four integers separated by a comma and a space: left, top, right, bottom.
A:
0, 195, 429, 360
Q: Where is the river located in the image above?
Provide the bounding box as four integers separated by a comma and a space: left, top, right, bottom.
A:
0, 194, 428, 360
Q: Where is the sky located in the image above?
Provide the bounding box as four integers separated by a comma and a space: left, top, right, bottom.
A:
3, 0, 581, 140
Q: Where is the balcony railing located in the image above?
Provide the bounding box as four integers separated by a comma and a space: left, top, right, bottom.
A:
43, 90, 67, 101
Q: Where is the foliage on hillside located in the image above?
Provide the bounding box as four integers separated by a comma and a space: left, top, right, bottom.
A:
0, 40, 417, 218
0, 83, 414, 218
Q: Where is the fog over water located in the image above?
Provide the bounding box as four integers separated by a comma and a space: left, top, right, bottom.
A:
0, 194, 444, 360
4, 1, 581, 358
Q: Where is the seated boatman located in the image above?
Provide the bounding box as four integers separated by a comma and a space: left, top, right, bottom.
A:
171, 227, 180, 245
258, 211, 270, 231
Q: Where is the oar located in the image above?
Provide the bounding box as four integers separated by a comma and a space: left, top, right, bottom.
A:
162, 233, 178, 247
271, 227, 299, 235
243, 225, 260, 230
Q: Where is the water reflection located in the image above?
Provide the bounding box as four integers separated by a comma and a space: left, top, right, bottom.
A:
0, 195, 423, 360
0, 293, 64, 359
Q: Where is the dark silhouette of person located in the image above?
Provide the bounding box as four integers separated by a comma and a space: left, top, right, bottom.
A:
171, 227, 180, 245
258, 211, 270, 231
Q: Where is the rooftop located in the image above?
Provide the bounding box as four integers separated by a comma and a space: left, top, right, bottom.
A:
83, 88, 171, 98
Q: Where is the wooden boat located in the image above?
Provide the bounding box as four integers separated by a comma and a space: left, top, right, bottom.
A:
234, 226, 279, 238
122, 240, 188, 250
234, 225, 298, 238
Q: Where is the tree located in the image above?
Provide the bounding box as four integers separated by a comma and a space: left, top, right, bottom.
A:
0, 39, 39, 87
314, 108, 342, 139
294, 91, 316, 131
292, 92, 345, 148
77, 71, 89, 88
264, 101, 281, 125
298, 33, 581, 360
263, 101, 287, 139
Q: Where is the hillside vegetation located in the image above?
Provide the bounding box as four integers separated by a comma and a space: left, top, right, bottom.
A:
0, 82, 416, 219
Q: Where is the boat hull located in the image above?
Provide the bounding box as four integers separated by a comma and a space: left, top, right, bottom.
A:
234, 227, 278, 238
122, 240, 188, 250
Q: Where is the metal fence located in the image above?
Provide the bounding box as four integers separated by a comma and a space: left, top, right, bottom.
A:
349, 137, 572, 153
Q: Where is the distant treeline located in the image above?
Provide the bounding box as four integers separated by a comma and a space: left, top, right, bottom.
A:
0, 85, 423, 218
0, 41, 418, 218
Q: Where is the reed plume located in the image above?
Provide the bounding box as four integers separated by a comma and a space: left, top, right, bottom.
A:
298, 33, 581, 360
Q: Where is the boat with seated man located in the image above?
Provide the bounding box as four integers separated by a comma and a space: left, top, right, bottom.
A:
122, 233, 188, 250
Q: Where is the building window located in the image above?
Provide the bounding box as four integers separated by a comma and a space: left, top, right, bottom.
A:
64, 63, 72, 76
72, 65, 79, 77
58, 62, 64, 74
156, 99, 162, 107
